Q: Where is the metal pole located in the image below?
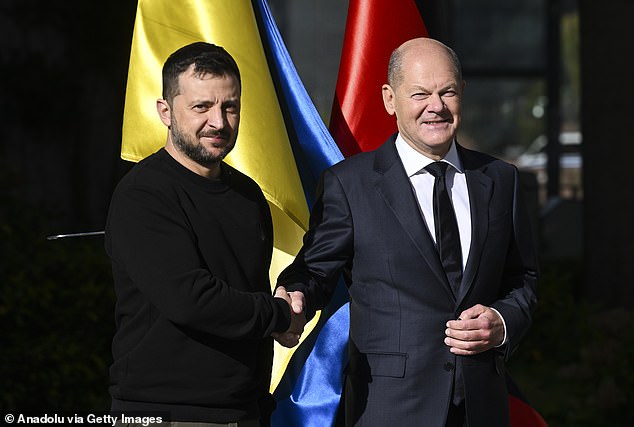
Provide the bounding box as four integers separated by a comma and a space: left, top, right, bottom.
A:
46, 231, 105, 240
546, 0, 562, 199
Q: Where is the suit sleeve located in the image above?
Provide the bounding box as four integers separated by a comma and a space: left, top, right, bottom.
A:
277, 168, 354, 320
105, 182, 291, 339
490, 166, 539, 359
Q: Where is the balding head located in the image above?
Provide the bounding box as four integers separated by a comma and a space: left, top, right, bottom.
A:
381, 37, 465, 159
387, 38, 462, 88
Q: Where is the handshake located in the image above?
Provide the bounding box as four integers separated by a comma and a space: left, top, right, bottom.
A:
272, 286, 307, 348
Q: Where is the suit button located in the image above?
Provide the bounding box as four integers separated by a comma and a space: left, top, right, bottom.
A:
444, 362, 454, 371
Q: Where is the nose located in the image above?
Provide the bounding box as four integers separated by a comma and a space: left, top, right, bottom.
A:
427, 93, 445, 112
206, 106, 225, 129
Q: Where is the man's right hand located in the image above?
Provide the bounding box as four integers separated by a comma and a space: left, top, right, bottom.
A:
272, 286, 307, 348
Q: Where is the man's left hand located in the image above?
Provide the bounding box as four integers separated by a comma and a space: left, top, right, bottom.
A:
444, 304, 504, 355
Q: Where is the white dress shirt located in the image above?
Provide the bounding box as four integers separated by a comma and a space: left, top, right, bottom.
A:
395, 134, 471, 268
395, 134, 507, 344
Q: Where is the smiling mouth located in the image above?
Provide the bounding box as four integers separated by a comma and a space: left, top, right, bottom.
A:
199, 132, 229, 143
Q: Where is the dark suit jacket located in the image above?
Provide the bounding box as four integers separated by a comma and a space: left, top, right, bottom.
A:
278, 134, 538, 427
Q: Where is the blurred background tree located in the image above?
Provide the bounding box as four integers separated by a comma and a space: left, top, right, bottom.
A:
0, 171, 114, 411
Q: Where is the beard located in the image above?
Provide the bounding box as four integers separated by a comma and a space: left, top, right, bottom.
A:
170, 116, 236, 167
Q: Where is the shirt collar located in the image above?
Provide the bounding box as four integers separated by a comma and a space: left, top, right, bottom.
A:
395, 133, 463, 177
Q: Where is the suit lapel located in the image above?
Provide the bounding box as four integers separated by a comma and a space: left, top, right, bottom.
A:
372, 137, 453, 297
458, 146, 493, 303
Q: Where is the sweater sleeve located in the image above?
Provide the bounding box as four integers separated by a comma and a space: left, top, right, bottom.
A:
106, 180, 291, 339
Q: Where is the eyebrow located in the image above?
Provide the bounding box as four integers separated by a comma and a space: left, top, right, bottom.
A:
189, 96, 240, 105
408, 82, 459, 92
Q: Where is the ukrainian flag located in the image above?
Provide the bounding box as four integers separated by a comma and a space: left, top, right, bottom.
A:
121, 1, 348, 425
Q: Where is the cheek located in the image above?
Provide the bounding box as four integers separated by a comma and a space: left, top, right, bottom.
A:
447, 100, 462, 116
228, 115, 240, 130
189, 117, 208, 132
393, 103, 414, 120
174, 112, 197, 129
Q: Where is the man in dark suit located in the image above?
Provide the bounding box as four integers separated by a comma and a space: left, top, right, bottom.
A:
276, 38, 538, 427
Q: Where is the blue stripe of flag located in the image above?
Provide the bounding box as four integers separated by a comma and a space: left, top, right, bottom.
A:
252, 1, 350, 426
253, 0, 343, 208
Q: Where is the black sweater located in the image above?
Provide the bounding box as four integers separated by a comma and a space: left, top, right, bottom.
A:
105, 149, 291, 422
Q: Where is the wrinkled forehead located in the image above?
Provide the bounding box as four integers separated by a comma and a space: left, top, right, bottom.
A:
182, 65, 239, 85
406, 45, 456, 71
400, 55, 459, 86
177, 68, 241, 94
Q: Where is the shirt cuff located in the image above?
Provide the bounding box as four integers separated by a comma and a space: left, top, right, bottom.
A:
490, 307, 507, 347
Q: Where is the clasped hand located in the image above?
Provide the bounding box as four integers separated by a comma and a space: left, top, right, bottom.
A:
272, 286, 307, 348
444, 304, 505, 355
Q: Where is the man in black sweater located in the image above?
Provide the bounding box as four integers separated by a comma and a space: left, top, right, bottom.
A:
105, 42, 304, 426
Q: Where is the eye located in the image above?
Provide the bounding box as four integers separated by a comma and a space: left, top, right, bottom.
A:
193, 104, 209, 112
224, 102, 240, 113
411, 92, 429, 100
443, 90, 457, 98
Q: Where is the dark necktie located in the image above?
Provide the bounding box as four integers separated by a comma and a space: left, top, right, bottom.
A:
425, 161, 465, 406
425, 162, 463, 294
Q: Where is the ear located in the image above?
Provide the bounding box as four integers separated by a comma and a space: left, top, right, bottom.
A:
156, 99, 172, 127
382, 84, 396, 116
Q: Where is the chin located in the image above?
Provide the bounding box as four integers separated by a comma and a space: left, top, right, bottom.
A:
423, 134, 454, 146
210, 145, 235, 161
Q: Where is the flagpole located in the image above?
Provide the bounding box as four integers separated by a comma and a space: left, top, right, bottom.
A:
46, 231, 105, 241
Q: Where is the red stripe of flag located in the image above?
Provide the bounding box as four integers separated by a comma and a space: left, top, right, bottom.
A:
329, 0, 428, 156
507, 374, 549, 427
509, 395, 549, 427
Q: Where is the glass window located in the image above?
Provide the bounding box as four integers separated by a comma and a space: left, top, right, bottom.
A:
453, 0, 546, 70
459, 78, 546, 160
451, 0, 580, 202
